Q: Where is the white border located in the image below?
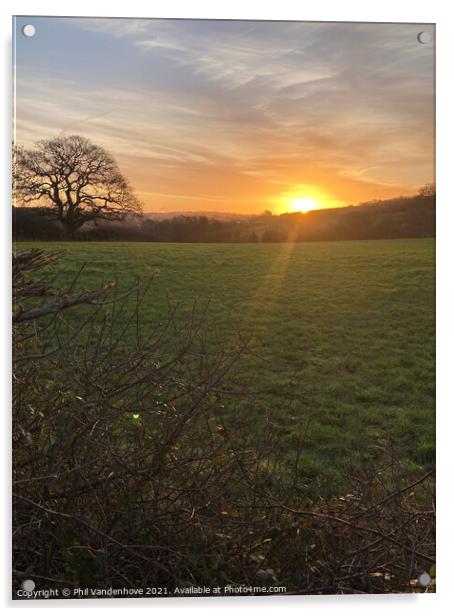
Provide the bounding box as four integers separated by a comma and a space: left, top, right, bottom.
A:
2, 1, 453, 614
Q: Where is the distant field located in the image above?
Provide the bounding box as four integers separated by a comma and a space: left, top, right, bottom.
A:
16, 239, 435, 491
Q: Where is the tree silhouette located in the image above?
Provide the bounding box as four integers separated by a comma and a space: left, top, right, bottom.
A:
13, 135, 142, 239
418, 183, 436, 197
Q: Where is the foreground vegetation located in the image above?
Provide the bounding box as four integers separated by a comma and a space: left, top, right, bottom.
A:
12, 247, 435, 595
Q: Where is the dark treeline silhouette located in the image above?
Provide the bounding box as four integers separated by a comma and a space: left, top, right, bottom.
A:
13, 192, 435, 243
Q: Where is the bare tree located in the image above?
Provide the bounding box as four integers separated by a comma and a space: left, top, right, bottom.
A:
418, 182, 436, 197
13, 135, 142, 239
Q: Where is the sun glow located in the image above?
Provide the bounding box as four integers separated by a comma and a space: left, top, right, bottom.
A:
290, 196, 319, 213
275, 185, 342, 214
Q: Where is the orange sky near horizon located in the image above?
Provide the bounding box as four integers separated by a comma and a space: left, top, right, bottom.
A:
14, 18, 435, 214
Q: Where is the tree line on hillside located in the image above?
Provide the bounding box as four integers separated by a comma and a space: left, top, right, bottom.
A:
13, 134, 435, 242
13, 192, 435, 243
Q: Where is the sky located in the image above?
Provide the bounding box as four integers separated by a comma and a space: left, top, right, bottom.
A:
13, 17, 435, 214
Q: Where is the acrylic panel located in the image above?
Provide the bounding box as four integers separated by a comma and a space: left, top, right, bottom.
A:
12, 16, 435, 599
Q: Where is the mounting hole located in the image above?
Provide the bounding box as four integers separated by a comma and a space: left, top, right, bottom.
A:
21, 24, 36, 38
417, 31, 432, 45
418, 572, 432, 587
21, 579, 36, 592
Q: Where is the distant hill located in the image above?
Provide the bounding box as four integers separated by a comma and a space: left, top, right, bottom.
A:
13, 192, 435, 242
144, 211, 251, 221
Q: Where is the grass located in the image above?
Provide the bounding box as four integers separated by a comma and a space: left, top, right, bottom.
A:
16, 238, 435, 492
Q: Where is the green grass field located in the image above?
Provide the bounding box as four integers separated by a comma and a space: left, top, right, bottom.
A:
17, 238, 435, 490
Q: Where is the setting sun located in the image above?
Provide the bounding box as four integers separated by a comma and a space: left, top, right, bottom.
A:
275, 185, 345, 214
291, 197, 319, 213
